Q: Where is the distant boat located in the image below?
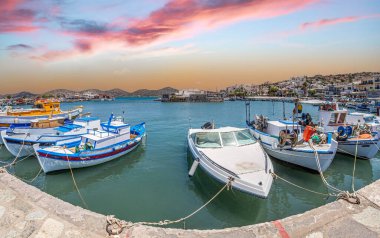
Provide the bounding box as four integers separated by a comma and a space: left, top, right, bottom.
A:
299, 99, 326, 106
0, 99, 83, 126
187, 122, 273, 198
1, 117, 101, 158
33, 116, 146, 173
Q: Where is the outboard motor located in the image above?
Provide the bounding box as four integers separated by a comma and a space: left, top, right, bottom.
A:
201, 122, 214, 129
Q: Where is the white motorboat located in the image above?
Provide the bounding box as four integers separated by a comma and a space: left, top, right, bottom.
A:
187, 123, 273, 198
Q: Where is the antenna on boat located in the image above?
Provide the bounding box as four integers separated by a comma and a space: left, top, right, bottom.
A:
107, 113, 113, 136
245, 101, 251, 125
122, 110, 125, 123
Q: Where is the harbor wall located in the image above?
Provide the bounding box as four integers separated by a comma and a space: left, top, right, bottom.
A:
0, 171, 379, 237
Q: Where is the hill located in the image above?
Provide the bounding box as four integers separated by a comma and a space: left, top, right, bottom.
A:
1, 87, 178, 98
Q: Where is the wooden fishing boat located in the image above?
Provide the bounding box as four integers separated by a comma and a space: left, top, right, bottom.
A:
33, 116, 146, 173
0, 99, 83, 126
1, 117, 101, 157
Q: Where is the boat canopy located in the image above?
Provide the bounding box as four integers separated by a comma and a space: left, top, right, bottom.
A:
55, 124, 82, 133
75, 117, 99, 122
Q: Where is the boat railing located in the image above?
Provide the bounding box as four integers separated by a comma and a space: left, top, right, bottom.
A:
199, 151, 240, 179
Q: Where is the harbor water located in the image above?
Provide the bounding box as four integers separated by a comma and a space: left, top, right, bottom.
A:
1, 98, 379, 229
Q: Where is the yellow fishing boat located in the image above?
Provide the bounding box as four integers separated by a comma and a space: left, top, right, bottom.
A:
0, 99, 83, 126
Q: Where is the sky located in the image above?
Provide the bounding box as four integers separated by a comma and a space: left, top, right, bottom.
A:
1, 0, 380, 93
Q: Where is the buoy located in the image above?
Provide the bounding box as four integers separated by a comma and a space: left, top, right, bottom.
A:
188, 160, 200, 177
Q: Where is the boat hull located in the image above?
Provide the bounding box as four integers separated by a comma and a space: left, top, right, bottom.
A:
250, 128, 337, 172
187, 135, 273, 198
1, 131, 82, 158
34, 137, 143, 173
337, 139, 379, 159
34, 123, 146, 173
0, 108, 81, 125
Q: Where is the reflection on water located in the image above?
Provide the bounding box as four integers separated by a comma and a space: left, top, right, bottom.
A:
0, 99, 379, 229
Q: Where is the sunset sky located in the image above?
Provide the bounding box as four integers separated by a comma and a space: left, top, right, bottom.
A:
1, 0, 380, 93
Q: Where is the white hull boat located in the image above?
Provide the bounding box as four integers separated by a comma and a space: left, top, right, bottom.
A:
34, 117, 146, 173
248, 119, 338, 172
319, 103, 380, 159
188, 124, 273, 198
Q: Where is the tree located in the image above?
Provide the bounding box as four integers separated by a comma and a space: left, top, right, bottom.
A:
268, 86, 279, 96
308, 89, 316, 97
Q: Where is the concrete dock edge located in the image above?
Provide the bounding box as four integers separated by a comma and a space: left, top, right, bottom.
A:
0, 171, 379, 238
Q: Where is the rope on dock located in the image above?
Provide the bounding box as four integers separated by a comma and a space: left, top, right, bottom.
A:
270, 172, 331, 197
63, 146, 89, 209
0, 134, 29, 169
309, 140, 360, 204
105, 178, 233, 236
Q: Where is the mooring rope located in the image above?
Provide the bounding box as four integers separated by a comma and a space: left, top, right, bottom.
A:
309, 140, 360, 204
0, 134, 29, 169
105, 178, 233, 236
63, 146, 89, 209
270, 172, 331, 197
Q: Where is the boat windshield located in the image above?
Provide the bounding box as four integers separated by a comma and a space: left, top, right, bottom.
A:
194, 132, 222, 148
194, 129, 256, 148
234, 129, 256, 146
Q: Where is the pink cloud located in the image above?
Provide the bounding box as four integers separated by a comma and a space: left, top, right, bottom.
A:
35, 0, 318, 61
301, 16, 360, 30
0, 0, 42, 33
257, 13, 380, 43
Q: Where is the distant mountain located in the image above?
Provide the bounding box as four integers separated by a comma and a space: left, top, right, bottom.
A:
104, 88, 130, 97
1, 87, 178, 99
9, 91, 38, 98
44, 89, 76, 97
129, 87, 178, 97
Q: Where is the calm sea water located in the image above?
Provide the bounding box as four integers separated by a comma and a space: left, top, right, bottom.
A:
1, 98, 379, 229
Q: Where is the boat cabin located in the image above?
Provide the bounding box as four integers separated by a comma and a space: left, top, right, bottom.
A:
192, 128, 256, 148
7, 99, 62, 116
264, 120, 301, 137
30, 117, 65, 128
318, 103, 348, 131
74, 117, 101, 129
33, 99, 61, 112
77, 120, 131, 150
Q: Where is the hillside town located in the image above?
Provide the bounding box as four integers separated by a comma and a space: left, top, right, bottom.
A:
1, 72, 379, 105
223, 72, 380, 99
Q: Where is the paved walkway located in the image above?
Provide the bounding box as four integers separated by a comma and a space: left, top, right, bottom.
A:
0, 170, 379, 238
